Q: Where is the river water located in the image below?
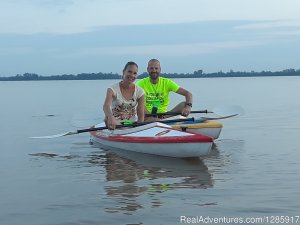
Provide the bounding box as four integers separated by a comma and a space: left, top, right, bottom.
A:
1, 77, 300, 225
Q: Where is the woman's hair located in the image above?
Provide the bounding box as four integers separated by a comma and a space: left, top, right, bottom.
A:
123, 61, 138, 73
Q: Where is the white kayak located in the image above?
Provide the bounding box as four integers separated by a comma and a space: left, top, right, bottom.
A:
90, 122, 213, 158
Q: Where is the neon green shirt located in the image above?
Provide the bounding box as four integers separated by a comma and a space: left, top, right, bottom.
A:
136, 77, 180, 113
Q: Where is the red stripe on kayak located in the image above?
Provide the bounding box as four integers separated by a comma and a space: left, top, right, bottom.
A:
90, 126, 213, 143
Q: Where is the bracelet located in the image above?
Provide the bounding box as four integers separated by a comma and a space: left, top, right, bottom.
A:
185, 102, 192, 108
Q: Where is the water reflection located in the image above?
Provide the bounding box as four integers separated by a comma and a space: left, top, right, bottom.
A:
88, 146, 214, 214
29, 141, 245, 216
203, 139, 246, 178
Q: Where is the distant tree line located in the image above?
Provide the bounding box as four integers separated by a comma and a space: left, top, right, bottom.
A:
0, 72, 121, 81
1, 68, 300, 81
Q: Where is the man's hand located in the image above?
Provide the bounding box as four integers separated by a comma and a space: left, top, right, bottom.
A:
181, 105, 192, 117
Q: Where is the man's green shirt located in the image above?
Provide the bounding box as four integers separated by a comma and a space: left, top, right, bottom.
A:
136, 77, 180, 113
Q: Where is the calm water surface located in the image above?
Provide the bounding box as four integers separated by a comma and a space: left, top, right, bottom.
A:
1, 77, 300, 225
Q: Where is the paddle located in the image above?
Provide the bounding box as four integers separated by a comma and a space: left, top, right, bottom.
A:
146, 110, 211, 117
146, 105, 244, 118
197, 114, 239, 121
30, 117, 195, 139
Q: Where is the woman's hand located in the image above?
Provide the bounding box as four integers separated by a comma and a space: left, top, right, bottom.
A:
106, 116, 121, 130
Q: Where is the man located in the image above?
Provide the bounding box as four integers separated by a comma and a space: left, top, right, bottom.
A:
136, 59, 193, 117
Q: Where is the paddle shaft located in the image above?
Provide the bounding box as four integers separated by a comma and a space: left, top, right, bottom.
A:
146, 110, 212, 117
76, 117, 195, 134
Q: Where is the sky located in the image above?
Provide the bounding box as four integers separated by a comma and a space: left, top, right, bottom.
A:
1, 0, 300, 76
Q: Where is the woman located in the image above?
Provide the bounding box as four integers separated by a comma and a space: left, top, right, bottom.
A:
103, 61, 145, 130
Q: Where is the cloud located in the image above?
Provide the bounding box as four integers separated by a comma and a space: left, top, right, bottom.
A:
1, 1, 299, 76
1, 0, 300, 34
235, 20, 300, 30
234, 20, 300, 40
0, 39, 263, 58
78, 40, 264, 56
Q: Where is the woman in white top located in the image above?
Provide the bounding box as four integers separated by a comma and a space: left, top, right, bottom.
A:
103, 61, 145, 130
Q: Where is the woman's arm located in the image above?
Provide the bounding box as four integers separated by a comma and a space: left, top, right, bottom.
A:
103, 88, 119, 129
137, 95, 145, 122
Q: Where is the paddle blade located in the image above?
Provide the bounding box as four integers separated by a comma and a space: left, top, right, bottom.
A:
199, 114, 239, 121
212, 105, 245, 117
29, 131, 77, 139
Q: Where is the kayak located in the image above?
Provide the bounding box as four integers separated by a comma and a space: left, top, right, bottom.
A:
90, 122, 213, 158
165, 116, 223, 139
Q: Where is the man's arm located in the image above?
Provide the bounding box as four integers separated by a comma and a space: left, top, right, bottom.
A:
176, 87, 193, 105
175, 87, 193, 116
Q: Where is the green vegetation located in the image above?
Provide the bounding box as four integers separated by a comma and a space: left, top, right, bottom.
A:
1, 68, 300, 81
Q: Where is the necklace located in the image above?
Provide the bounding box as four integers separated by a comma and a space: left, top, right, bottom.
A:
150, 78, 159, 98
149, 79, 161, 109
119, 81, 135, 101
